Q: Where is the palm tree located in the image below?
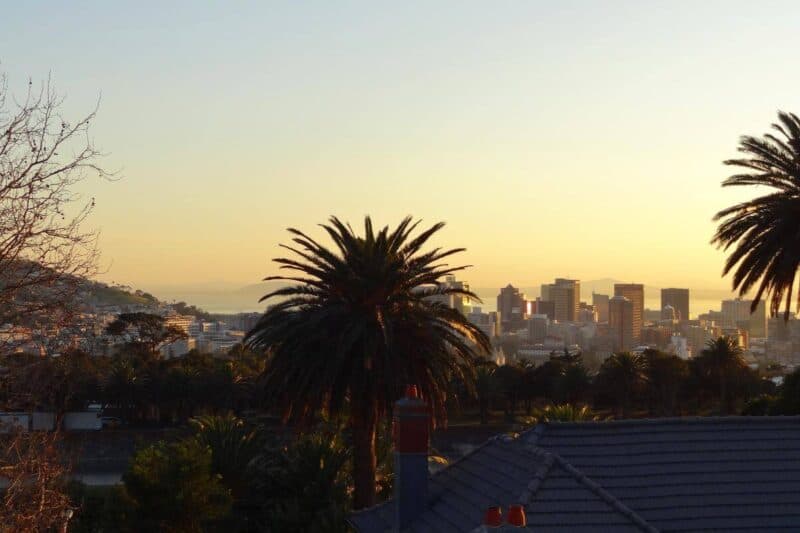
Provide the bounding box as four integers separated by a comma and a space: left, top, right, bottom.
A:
474, 358, 497, 425
596, 352, 647, 418
190, 414, 262, 498
643, 349, 689, 417
245, 216, 490, 508
696, 336, 747, 415
713, 111, 800, 319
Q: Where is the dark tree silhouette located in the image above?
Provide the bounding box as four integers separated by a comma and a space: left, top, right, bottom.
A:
596, 352, 647, 418
713, 111, 800, 319
245, 216, 490, 508
694, 336, 748, 415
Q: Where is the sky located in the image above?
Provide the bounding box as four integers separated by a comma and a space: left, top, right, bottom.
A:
2, 1, 799, 295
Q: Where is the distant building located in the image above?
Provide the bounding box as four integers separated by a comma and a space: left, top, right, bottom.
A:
661, 288, 689, 321
592, 293, 610, 322
530, 298, 555, 321
722, 298, 767, 338
497, 284, 526, 330
541, 278, 580, 322
609, 295, 634, 352
669, 335, 690, 359
527, 314, 548, 344
614, 284, 644, 344
468, 309, 500, 338
429, 275, 471, 315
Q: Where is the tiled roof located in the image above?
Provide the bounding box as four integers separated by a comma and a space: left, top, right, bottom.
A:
350, 416, 800, 532
531, 416, 800, 532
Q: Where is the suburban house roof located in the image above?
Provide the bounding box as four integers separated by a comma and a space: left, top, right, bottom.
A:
350, 416, 800, 532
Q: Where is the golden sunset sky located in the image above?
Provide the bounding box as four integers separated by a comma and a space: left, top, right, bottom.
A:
3, 1, 799, 293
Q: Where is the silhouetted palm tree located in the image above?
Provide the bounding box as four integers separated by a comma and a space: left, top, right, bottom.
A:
696, 336, 747, 415
643, 349, 689, 417
245, 216, 490, 508
713, 111, 800, 319
596, 352, 647, 418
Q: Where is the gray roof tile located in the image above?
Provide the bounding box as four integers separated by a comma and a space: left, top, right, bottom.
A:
351, 417, 800, 532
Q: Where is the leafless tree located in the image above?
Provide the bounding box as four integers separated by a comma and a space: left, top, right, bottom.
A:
0, 71, 110, 531
0, 428, 73, 533
0, 72, 111, 356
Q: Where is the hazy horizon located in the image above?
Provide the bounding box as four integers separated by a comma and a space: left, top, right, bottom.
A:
4, 1, 800, 291
145, 278, 749, 317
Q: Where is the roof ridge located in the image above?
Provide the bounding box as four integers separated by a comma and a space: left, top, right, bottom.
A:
518, 447, 555, 503
541, 415, 800, 428
549, 452, 660, 533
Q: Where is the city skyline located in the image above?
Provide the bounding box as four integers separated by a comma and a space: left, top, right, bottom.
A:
3, 2, 800, 291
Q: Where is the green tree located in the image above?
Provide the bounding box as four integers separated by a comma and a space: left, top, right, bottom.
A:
493, 363, 524, 421
694, 337, 748, 415
775, 367, 800, 414
190, 414, 262, 498
595, 352, 647, 418
712, 111, 800, 319
643, 349, 689, 416
474, 358, 497, 425
106, 313, 187, 357
248, 429, 351, 533
245, 216, 490, 508
122, 439, 232, 532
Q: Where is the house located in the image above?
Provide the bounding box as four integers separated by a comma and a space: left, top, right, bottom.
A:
351, 394, 800, 532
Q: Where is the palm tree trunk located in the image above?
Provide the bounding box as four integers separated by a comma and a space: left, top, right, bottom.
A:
351, 409, 378, 509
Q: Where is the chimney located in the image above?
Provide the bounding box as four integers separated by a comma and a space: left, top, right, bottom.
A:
394, 385, 429, 530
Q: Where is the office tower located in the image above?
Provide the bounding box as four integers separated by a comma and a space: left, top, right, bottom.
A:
614, 283, 644, 343
721, 298, 767, 338
528, 314, 548, 343
430, 275, 471, 315
497, 284, 526, 330
661, 288, 690, 321
661, 305, 677, 320
541, 278, 580, 322
609, 295, 634, 351
593, 293, 610, 322
531, 298, 555, 321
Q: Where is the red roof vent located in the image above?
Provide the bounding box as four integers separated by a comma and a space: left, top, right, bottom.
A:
507, 504, 527, 527
484, 506, 503, 527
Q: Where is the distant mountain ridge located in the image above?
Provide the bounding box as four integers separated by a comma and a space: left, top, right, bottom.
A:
135, 279, 746, 315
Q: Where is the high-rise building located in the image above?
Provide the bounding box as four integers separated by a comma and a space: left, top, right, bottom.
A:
661, 288, 690, 321
528, 314, 548, 343
592, 293, 610, 322
541, 278, 580, 322
614, 283, 644, 343
430, 275, 471, 315
497, 284, 526, 330
530, 298, 555, 321
609, 295, 634, 352
721, 298, 767, 337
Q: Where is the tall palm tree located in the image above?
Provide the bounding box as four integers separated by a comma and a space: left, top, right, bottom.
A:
696, 336, 747, 415
596, 352, 647, 418
713, 111, 800, 319
245, 216, 490, 508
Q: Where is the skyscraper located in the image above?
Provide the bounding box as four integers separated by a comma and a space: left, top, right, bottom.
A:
722, 298, 767, 338
592, 293, 610, 322
661, 288, 690, 321
430, 275, 471, 315
497, 284, 526, 330
609, 295, 634, 351
541, 278, 580, 322
614, 283, 644, 344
